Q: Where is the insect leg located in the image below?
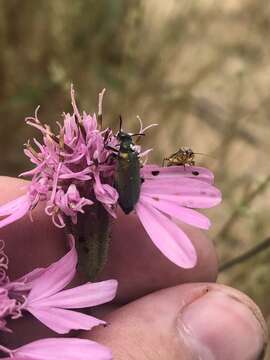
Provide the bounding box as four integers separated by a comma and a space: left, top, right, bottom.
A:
104, 144, 120, 153
162, 158, 168, 166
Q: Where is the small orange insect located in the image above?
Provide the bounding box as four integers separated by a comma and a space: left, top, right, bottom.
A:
163, 146, 195, 167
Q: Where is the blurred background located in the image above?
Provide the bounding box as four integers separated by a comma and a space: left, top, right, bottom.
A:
0, 0, 269, 354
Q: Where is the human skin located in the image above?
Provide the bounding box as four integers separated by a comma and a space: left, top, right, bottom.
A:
0, 177, 268, 359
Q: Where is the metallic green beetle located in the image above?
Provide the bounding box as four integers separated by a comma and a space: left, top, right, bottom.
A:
114, 119, 142, 214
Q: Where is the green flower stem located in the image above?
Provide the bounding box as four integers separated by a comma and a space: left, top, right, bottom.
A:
66, 204, 111, 280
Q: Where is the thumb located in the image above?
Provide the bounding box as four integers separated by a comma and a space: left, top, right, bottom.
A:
87, 283, 267, 360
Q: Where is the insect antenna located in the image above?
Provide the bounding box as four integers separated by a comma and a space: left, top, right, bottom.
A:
193, 152, 216, 160
119, 115, 123, 132
131, 133, 145, 137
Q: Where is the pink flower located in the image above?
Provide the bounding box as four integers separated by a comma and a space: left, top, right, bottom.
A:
0, 338, 112, 359
0, 86, 118, 229
134, 164, 222, 268
1, 236, 117, 334
0, 237, 116, 359
52, 184, 93, 226
0, 288, 21, 333
0, 241, 23, 333
0, 87, 222, 270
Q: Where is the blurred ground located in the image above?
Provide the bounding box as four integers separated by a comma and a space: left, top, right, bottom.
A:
0, 0, 269, 355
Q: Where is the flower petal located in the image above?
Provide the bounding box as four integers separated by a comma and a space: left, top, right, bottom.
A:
0, 195, 30, 228
27, 236, 77, 303
12, 338, 112, 360
6, 268, 46, 293
29, 280, 117, 308
142, 177, 218, 192
141, 195, 211, 229
141, 165, 214, 184
0, 195, 29, 215
136, 199, 197, 268
141, 185, 221, 208
26, 306, 105, 334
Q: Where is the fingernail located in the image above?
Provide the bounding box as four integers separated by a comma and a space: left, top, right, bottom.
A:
177, 288, 267, 360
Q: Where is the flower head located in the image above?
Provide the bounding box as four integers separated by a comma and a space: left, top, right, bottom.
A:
0, 236, 117, 334
0, 88, 222, 270
0, 86, 118, 229
0, 235, 116, 359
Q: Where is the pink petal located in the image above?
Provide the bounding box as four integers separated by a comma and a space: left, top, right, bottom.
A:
136, 199, 197, 268
139, 148, 153, 158
5, 268, 46, 293
16, 268, 47, 286
0, 195, 28, 215
12, 338, 112, 360
141, 165, 214, 183
94, 179, 119, 205
141, 195, 211, 229
141, 185, 221, 209
27, 236, 77, 303
20, 162, 46, 177
0, 195, 30, 228
103, 203, 117, 218
142, 178, 218, 193
59, 170, 91, 181
26, 306, 105, 334
30, 280, 117, 308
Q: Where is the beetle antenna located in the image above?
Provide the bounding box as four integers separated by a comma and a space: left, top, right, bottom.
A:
119, 115, 123, 132
131, 133, 146, 137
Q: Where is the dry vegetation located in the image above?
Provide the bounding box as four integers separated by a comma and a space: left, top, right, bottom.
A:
0, 0, 269, 355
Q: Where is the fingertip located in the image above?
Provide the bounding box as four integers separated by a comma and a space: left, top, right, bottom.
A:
0, 176, 29, 203
88, 283, 267, 360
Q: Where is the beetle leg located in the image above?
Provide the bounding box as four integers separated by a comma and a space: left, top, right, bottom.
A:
104, 144, 119, 153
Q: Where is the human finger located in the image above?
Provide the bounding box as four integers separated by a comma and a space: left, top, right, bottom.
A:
88, 283, 267, 360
